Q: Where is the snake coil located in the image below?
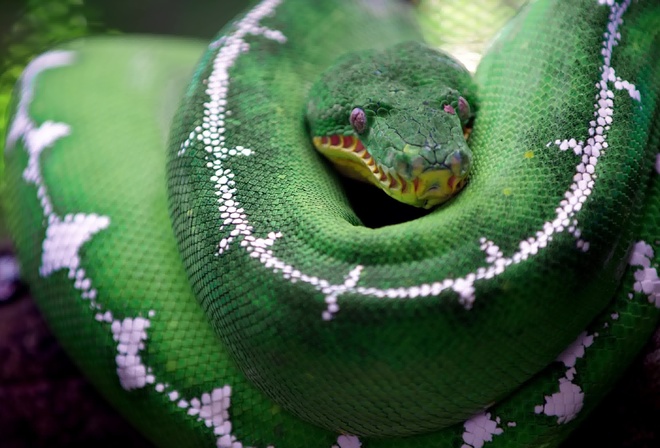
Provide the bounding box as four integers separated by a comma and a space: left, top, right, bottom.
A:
4, 0, 660, 446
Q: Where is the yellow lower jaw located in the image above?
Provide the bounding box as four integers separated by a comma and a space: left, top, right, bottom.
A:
415, 169, 466, 209
312, 135, 466, 209
312, 136, 378, 184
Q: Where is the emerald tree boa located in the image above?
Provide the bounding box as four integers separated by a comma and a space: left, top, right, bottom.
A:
3, 0, 660, 446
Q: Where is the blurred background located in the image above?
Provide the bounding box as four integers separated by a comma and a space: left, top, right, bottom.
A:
1, 1, 660, 447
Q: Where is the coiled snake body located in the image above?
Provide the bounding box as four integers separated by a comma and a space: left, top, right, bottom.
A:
4, 0, 660, 447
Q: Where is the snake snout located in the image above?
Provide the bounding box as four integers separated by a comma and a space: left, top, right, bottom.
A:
443, 148, 471, 179
408, 145, 472, 208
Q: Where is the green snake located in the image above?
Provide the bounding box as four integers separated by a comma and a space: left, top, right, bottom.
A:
3, 0, 660, 446
307, 41, 474, 208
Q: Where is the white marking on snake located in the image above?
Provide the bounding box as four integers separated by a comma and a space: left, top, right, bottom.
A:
41, 213, 109, 277
8, 51, 112, 311
460, 412, 504, 448
6, 51, 75, 151
630, 241, 660, 307
200, 0, 288, 276
170, 385, 250, 448
112, 316, 155, 390
204, 0, 639, 318
323, 266, 363, 321
534, 240, 657, 424
179, 2, 286, 445
443, 0, 639, 306
10, 46, 259, 447
557, 331, 595, 369
534, 331, 595, 424
198, 0, 370, 319
10, 44, 159, 414
366, 0, 637, 307
7, 50, 158, 394
331, 434, 362, 448
177, 0, 285, 158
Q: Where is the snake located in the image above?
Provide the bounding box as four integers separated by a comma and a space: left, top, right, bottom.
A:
307, 41, 475, 209
3, 0, 660, 447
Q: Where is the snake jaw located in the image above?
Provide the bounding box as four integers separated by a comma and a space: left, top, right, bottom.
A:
414, 169, 468, 208
312, 134, 469, 208
312, 135, 381, 183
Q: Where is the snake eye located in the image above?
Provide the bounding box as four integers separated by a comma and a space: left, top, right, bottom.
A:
350, 107, 367, 134
458, 96, 471, 124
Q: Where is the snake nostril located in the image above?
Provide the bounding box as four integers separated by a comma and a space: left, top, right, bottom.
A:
442, 149, 471, 177
443, 150, 461, 167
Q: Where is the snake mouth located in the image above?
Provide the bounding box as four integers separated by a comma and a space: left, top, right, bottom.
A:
312, 134, 379, 182
312, 134, 467, 209
415, 169, 468, 208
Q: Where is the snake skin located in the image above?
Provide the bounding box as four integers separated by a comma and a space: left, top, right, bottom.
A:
4, 0, 660, 447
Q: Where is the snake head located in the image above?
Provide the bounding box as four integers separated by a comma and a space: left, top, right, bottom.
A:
359, 90, 473, 208
307, 42, 475, 209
